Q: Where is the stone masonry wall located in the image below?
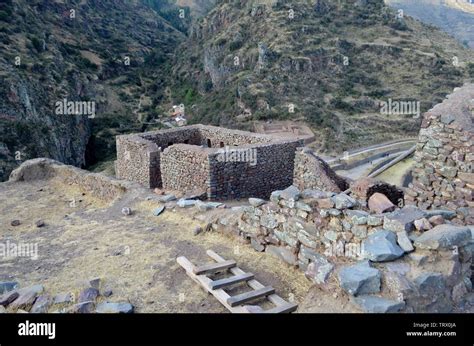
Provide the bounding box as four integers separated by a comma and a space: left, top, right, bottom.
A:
293, 148, 349, 193
212, 185, 473, 312
208, 140, 303, 200
405, 84, 474, 225
160, 144, 210, 194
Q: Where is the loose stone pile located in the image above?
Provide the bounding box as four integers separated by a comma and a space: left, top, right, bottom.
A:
0, 279, 134, 314
405, 84, 473, 224
211, 184, 474, 312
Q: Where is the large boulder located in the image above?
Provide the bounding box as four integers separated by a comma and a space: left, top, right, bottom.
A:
338, 261, 381, 296
352, 295, 405, 313
362, 230, 404, 262
368, 193, 395, 214
414, 225, 471, 250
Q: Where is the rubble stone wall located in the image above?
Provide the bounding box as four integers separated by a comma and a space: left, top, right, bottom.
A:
405, 84, 474, 225
208, 141, 302, 200
160, 144, 210, 193
293, 148, 349, 193
212, 185, 473, 312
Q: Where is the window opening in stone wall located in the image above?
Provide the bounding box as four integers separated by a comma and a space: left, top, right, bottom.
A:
220, 142, 225, 148
207, 139, 212, 147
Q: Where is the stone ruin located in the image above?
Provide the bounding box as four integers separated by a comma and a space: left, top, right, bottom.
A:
405, 84, 473, 225
115, 125, 304, 200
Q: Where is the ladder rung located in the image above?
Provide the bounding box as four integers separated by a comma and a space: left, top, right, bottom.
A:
227, 286, 275, 307
264, 303, 298, 314
193, 260, 236, 275
209, 273, 254, 290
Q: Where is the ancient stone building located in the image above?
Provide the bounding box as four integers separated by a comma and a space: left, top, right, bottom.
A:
115, 125, 304, 200
405, 84, 474, 224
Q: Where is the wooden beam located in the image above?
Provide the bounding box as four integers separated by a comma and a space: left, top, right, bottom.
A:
177, 256, 249, 313
209, 273, 254, 290
206, 250, 294, 311
227, 286, 275, 307
193, 260, 236, 275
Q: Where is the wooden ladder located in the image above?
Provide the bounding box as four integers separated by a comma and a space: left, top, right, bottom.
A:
177, 250, 298, 313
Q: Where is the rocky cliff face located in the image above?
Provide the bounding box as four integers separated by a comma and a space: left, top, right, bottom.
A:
0, 0, 184, 181
170, 0, 474, 152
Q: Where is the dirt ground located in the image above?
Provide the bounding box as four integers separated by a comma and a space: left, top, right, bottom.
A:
0, 177, 346, 313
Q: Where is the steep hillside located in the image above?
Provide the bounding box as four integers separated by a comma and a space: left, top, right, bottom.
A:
385, 0, 474, 48
170, 0, 474, 153
0, 0, 184, 180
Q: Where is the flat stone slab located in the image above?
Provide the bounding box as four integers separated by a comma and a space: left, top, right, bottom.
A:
338, 261, 381, 296
153, 206, 166, 216
396, 231, 414, 253
353, 295, 405, 313
96, 301, 134, 313
30, 295, 51, 313
9, 285, 44, 310
362, 229, 404, 262
249, 198, 266, 207
158, 194, 176, 203
383, 206, 426, 233
414, 224, 471, 250
177, 199, 197, 208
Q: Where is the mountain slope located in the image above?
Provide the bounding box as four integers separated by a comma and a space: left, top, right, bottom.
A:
0, 0, 185, 180
170, 0, 474, 153
385, 0, 474, 48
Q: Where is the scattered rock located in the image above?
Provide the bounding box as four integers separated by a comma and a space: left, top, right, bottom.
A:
368, 193, 395, 214
338, 261, 381, 296
89, 278, 101, 290
250, 238, 265, 252
414, 218, 432, 231
0, 281, 19, 294
121, 207, 132, 216
362, 230, 404, 262
396, 231, 414, 253
305, 257, 334, 284
266, 245, 298, 266
35, 220, 45, 228
10, 285, 44, 310
367, 215, 383, 226
177, 199, 197, 208
408, 253, 428, 266
78, 287, 99, 303
70, 301, 95, 313
280, 185, 301, 201
102, 290, 113, 297
414, 224, 471, 250
248, 198, 266, 207
30, 295, 51, 313
425, 209, 456, 220
158, 194, 176, 203
383, 206, 426, 233
96, 301, 134, 313
193, 226, 203, 236
333, 193, 356, 210
153, 206, 166, 216
353, 296, 405, 313
53, 292, 74, 305
0, 291, 19, 307
11, 220, 21, 227
428, 215, 444, 226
